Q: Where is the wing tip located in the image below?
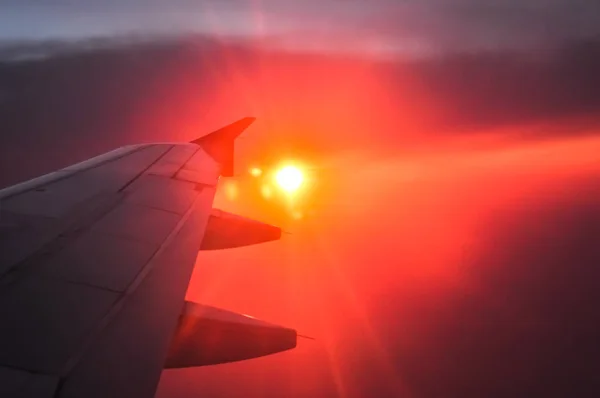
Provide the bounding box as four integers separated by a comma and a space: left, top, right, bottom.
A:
190, 117, 256, 177
191, 117, 256, 145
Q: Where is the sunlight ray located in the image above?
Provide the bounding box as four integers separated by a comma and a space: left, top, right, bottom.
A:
308, 220, 409, 397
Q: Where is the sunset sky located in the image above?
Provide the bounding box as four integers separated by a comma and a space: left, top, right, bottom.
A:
1, 1, 600, 397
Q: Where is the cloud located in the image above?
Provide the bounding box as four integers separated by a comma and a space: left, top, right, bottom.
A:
1, 34, 599, 189
1, 1, 599, 55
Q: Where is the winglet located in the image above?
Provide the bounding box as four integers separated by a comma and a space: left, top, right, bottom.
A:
191, 117, 256, 177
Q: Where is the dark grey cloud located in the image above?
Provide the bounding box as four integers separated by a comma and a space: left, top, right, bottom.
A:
1, 0, 599, 56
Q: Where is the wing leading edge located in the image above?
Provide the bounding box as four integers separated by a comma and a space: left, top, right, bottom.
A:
0, 117, 297, 398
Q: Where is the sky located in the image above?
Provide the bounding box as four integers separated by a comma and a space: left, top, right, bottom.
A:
1, 1, 600, 57
1, 1, 600, 397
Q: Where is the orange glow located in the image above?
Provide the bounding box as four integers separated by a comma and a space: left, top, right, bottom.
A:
260, 184, 273, 199
249, 167, 263, 177
181, 131, 600, 398
223, 181, 238, 201
274, 165, 304, 194
147, 28, 600, 397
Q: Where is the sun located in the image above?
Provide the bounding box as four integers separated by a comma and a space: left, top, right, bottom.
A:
274, 165, 304, 193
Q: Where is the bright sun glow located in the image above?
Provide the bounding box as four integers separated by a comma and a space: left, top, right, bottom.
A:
275, 165, 304, 193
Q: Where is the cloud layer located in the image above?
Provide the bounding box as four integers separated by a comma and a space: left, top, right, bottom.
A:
1, 1, 599, 57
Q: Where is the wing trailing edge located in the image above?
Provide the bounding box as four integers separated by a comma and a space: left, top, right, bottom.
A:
191, 117, 256, 177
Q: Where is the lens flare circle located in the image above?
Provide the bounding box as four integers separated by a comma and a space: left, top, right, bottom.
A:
275, 165, 304, 193
249, 167, 263, 177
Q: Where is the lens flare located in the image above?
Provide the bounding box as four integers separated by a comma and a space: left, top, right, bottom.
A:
275, 165, 304, 193
261, 184, 274, 199
249, 167, 263, 177
223, 181, 238, 201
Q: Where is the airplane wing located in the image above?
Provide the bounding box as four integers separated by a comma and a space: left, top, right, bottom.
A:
0, 118, 297, 398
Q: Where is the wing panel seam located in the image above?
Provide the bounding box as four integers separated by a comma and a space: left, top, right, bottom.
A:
0, 146, 148, 201
117, 145, 174, 193
0, 194, 124, 286
171, 145, 202, 177
58, 192, 203, 377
